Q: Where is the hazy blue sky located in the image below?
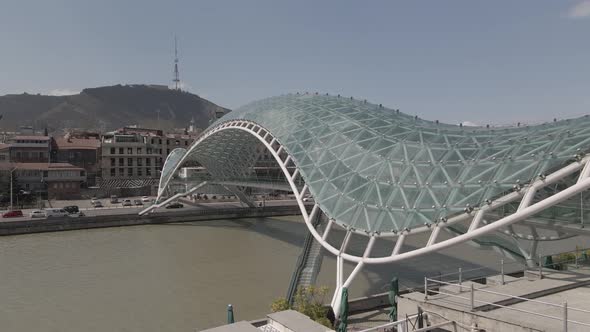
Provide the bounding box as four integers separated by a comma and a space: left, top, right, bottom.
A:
1, 0, 589, 124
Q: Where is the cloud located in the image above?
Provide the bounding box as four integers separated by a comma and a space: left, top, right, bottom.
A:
566, 1, 590, 19
47, 88, 79, 96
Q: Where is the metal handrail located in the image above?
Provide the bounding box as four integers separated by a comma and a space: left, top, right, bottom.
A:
425, 277, 590, 328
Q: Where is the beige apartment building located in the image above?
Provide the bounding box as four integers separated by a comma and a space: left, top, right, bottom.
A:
99, 127, 196, 186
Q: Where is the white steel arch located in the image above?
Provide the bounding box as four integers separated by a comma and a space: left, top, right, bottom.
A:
155, 118, 590, 315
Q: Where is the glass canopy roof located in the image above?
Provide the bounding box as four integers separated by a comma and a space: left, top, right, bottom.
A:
162, 93, 590, 234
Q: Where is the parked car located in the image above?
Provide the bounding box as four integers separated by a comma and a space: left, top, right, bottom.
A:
110, 195, 119, 203
2, 210, 23, 218
30, 210, 47, 218
141, 196, 152, 202
91, 200, 103, 208
122, 199, 133, 207
165, 202, 184, 209
133, 199, 143, 206
45, 208, 69, 218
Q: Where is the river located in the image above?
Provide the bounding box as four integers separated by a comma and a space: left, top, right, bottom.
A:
1, 216, 587, 331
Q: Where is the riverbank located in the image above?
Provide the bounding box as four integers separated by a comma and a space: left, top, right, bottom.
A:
0, 205, 306, 236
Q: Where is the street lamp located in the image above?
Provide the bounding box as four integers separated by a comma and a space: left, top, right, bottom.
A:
9, 167, 16, 211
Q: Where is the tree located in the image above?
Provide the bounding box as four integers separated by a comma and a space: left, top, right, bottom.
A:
270, 286, 332, 328
0, 170, 21, 206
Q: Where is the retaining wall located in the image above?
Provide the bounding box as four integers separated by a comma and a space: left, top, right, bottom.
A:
0, 206, 304, 236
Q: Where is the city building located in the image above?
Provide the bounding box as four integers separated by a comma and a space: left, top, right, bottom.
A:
98, 127, 198, 189
54, 132, 101, 186
7, 135, 51, 163
0, 162, 86, 200
0, 143, 9, 163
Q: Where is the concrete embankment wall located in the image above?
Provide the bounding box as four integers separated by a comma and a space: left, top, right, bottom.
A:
0, 206, 304, 236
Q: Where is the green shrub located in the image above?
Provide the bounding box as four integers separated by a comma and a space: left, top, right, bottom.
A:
270, 285, 332, 328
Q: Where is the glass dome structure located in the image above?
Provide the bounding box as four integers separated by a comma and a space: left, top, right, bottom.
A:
158, 93, 590, 235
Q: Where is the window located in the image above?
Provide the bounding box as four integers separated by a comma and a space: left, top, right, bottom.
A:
111, 168, 116, 177
146, 168, 151, 176
166, 139, 170, 145
39, 152, 45, 159
111, 158, 115, 166
185, 141, 188, 146
127, 147, 132, 154
127, 158, 133, 166
119, 168, 124, 176
119, 147, 124, 154
43, 171, 48, 177
119, 158, 124, 166
175, 140, 180, 146
137, 158, 143, 166
166, 149, 170, 155
137, 168, 142, 176
151, 139, 154, 144
159, 139, 162, 144
147, 148, 152, 154
146, 158, 151, 166
110, 147, 115, 154
127, 168, 133, 177
137, 148, 142, 154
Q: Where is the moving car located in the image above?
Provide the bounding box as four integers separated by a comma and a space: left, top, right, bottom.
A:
30, 210, 47, 218
141, 196, 152, 202
110, 195, 119, 203
122, 199, 133, 206
2, 210, 23, 218
91, 200, 103, 208
133, 199, 143, 206
63, 205, 80, 214
45, 208, 68, 218
165, 202, 184, 209
63, 205, 85, 217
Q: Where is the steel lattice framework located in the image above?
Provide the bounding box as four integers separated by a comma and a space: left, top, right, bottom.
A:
151, 93, 590, 313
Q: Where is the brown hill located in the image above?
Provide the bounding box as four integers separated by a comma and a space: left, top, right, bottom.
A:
0, 84, 230, 133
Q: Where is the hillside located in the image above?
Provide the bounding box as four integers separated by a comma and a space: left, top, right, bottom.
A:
0, 84, 230, 133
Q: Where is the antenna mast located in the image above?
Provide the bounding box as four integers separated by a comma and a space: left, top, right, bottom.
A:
173, 36, 181, 90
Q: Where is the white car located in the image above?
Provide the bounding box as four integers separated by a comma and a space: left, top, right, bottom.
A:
30, 210, 46, 218
141, 196, 152, 202
302, 196, 314, 202
45, 208, 68, 218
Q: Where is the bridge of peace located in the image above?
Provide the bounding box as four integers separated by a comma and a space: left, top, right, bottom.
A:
146, 93, 590, 331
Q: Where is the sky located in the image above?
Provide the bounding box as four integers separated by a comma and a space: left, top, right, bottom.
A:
0, 0, 589, 125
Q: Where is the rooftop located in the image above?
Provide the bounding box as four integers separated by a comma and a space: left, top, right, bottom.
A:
54, 137, 101, 150
0, 162, 83, 171
11, 135, 50, 141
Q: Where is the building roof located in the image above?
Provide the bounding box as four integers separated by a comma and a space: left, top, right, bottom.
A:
160, 93, 590, 234
12, 135, 50, 141
55, 137, 101, 150
0, 162, 83, 171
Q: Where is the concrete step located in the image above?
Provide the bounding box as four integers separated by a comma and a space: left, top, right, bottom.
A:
486, 274, 519, 286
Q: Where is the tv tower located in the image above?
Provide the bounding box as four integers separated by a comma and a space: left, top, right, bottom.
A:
173, 36, 181, 90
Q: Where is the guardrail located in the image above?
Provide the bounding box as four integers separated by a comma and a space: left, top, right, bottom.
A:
423, 277, 590, 331
427, 247, 590, 286
285, 212, 323, 304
